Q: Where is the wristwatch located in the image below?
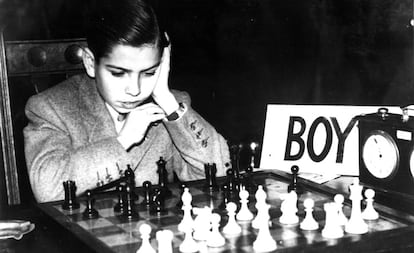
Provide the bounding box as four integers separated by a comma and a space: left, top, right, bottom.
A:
166, 102, 186, 121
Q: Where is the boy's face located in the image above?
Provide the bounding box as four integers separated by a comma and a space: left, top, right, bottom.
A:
92, 44, 161, 114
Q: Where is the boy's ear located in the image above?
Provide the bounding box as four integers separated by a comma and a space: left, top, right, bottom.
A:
82, 47, 96, 78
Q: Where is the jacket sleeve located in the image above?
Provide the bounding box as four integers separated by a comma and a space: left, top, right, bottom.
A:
24, 95, 129, 202
163, 90, 231, 180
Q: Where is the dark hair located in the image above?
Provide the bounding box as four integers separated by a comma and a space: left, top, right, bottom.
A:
84, 0, 167, 62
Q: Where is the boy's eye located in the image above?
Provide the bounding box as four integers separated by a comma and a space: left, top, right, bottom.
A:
143, 71, 156, 77
110, 71, 125, 77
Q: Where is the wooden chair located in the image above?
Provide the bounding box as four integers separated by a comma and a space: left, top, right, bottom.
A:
0, 32, 87, 206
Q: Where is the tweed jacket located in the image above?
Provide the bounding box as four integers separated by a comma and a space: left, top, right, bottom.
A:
24, 74, 230, 202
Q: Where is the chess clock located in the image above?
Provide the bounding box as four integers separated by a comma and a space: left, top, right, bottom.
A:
358, 107, 414, 213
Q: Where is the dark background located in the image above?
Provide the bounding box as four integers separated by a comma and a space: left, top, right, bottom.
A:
1, 0, 413, 143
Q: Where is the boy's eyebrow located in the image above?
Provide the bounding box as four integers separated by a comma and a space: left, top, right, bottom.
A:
105, 61, 161, 72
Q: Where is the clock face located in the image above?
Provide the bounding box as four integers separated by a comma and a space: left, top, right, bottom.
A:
362, 130, 399, 179
409, 149, 414, 179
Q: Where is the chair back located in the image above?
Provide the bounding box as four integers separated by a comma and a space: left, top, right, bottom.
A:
0, 32, 86, 206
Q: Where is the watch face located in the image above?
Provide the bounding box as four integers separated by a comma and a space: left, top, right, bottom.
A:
362, 130, 399, 179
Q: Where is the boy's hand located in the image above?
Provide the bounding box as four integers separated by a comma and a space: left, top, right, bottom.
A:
117, 103, 165, 149
151, 43, 179, 116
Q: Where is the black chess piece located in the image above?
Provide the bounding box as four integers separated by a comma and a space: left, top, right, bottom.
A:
150, 188, 168, 215
204, 163, 219, 191
223, 168, 239, 193
157, 157, 172, 198
218, 184, 230, 210
122, 185, 140, 220
242, 166, 257, 193
82, 190, 99, 219
139, 181, 153, 208
124, 165, 138, 200
62, 180, 80, 210
229, 144, 241, 181
288, 165, 304, 195
113, 184, 126, 213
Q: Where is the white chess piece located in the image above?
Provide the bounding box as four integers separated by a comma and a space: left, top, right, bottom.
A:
321, 202, 344, 239
362, 189, 379, 220
223, 202, 242, 235
136, 223, 156, 253
178, 188, 194, 233
156, 230, 174, 253
252, 185, 268, 229
236, 186, 254, 221
252, 203, 277, 252
207, 213, 226, 248
300, 198, 319, 231
179, 226, 198, 253
345, 178, 368, 234
279, 191, 299, 225
334, 194, 348, 226
193, 206, 212, 241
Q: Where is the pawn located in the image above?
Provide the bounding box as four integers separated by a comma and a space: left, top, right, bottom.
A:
122, 185, 139, 220
207, 213, 226, 248
236, 186, 254, 221
156, 230, 174, 253
114, 184, 126, 213
179, 226, 198, 253
136, 223, 156, 253
82, 190, 99, 219
362, 189, 379, 220
222, 202, 242, 235
140, 181, 153, 208
334, 194, 348, 226
300, 198, 319, 231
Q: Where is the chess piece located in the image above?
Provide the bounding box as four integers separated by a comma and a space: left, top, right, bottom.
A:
300, 198, 319, 231
62, 180, 80, 210
322, 202, 344, 239
206, 213, 225, 248
124, 165, 138, 200
136, 223, 156, 253
82, 190, 99, 219
193, 206, 212, 241
105, 167, 113, 183
179, 225, 198, 253
222, 202, 242, 235
252, 185, 268, 229
157, 157, 172, 198
223, 168, 240, 195
218, 184, 230, 210
176, 182, 188, 208
96, 171, 104, 187
242, 165, 257, 192
362, 189, 379, 220
279, 191, 299, 225
150, 188, 167, 215
122, 185, 140, 220
114, 184, 126, 213
156, 230, 174, 253
252, 203, 277, 252
334, 194, 348, 226
178, 188, 194, 232
345, 178, 368, 234
203, 163, 219, 191
140, 181, 153, 208
288, 165, 304, 195
236, 186, 254, 221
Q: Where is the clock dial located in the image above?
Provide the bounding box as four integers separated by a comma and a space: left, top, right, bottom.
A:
409, 149, 414, 179
362, 131, 399, 179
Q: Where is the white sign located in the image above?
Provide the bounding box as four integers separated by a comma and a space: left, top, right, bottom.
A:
259, 105, 400, 176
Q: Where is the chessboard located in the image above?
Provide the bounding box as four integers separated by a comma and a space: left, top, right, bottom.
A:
37, 170, 414, 253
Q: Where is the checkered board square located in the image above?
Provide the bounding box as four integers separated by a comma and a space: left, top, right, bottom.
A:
40, 171, 412, 253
